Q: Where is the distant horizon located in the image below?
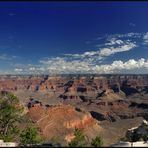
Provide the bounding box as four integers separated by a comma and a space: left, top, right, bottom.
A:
0, 73, 148, 76
0, 2, 148, 74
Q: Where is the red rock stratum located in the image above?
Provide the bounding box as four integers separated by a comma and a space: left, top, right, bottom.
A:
28, 103, 100, 143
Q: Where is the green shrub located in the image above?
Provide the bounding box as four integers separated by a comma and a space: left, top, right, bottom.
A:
91, 136, 103, 147
20, 126, 43, 145
68, 128, 88, 147
0, 92, 24, 142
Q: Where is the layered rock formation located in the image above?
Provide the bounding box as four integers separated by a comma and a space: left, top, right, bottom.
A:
0, 75, 148, 97
0, 74, 148, 122
27, 103, 99, 143
89, 99, 148, 122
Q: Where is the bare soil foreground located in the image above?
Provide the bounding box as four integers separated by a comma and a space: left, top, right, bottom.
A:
99, 117, 143, 146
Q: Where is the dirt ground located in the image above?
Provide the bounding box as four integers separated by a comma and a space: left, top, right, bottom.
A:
99, 117, 144, 146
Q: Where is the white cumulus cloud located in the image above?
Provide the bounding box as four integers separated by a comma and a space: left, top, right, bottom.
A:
35, 57, 148, 74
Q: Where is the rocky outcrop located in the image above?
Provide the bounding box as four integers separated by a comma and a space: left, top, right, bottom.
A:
64, 114, 94, 129
28, 103, 98, 142
125, 120, 148, 142
87, 99, 148, 122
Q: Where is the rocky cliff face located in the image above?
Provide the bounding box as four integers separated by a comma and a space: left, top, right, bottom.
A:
27, 103, 98, 143
0, 75, 148, 97
63, 114, 94, 129
0, 75, 148, 122
90, 99, 148, 122
0, 75, 65, 93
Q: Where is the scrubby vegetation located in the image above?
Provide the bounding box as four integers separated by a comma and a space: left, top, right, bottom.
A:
68, 128, 103, 147
0, 91, 43, 146
91, 136, 103, 147
0, 92, 24, 142
20, 125, 43, 145
68, 128, 88, 147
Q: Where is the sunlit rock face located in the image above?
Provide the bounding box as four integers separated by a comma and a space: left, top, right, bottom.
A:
28, 103, 98, 142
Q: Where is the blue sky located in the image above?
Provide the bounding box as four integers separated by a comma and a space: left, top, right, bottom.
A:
0, 2, 148, 74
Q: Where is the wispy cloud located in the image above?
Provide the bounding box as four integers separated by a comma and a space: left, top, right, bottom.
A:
99, 42, 136, 57
104, 38, 124, 46
14, 68, 23, 72
6, 32, 148, 74
143, 32, 148, 44
65, 34, 137, 60
129, 23, 136, 27
0, 54, 17, 61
